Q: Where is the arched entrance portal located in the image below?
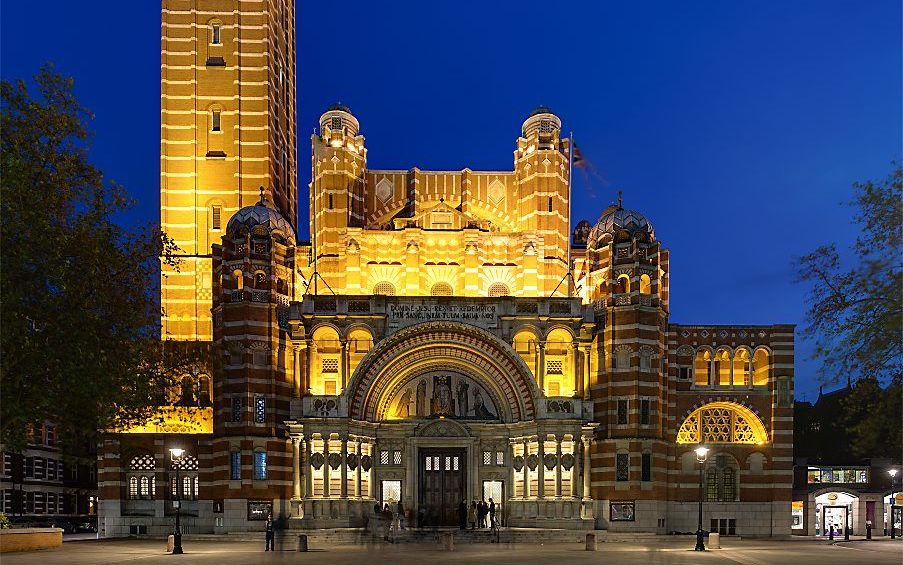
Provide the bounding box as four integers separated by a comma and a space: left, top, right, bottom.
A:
344, 322, 542, 526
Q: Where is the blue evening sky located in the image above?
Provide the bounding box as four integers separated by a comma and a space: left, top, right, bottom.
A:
2, 1, 900, 400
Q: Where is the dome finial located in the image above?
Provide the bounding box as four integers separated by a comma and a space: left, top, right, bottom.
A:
617, 190, 623, 210
258, 186, 266, 206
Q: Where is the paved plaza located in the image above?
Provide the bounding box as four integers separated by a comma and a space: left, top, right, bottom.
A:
3, 538, 902, 565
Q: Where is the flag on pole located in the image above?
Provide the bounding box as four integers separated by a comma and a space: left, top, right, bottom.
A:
572, 143, 586, 168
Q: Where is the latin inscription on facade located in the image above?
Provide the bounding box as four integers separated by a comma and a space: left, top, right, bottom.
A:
387, 302, 497, 328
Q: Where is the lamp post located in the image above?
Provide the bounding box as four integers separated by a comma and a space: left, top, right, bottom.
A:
890, 469, 899, 540
694, 446, 709, 551
170, 448, 185, 555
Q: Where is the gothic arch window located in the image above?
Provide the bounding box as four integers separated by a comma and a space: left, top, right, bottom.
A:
639, 347, 654, 371
373, 281, 396, 296
171, 454, 200, 500
676, 402, 768, 445
733, 348, 751, 387
431, 282, 453, 297
714, 348, 732, 386
488, 283, 510, 298
254, 270, 267, 289
232, 269, 243, 291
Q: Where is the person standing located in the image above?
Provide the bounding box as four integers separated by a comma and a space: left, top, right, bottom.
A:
489, 498, 496, 529
458, 499, 467, 530
264, 513, 275, 551
396, 499, 405, 530
468, 501, 477, 530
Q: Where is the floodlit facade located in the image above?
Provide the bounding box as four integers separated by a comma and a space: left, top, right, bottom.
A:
98, 1, 795, 539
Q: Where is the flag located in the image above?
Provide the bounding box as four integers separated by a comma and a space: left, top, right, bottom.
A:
572, 143, 586, 168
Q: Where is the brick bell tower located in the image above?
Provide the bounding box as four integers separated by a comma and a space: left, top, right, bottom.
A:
210, 191, 299, 524
582, 201, 672, 515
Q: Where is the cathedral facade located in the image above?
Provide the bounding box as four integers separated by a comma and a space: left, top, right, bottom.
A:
97, 1, 793, 539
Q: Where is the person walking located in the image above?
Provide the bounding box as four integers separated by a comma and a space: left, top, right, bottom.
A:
264, 513, 275, 551
468, 501, 477, 530
383, 503, 394, 542
489, 498, 497, 529
458, 499, 467, 530
396, 499, 405, 530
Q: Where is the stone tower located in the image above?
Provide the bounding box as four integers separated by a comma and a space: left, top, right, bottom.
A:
160, 0, 298, 341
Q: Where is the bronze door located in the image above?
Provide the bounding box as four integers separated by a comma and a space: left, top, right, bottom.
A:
419, 448, 465, 526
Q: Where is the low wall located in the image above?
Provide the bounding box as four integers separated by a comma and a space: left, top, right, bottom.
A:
0, 528, 64, 553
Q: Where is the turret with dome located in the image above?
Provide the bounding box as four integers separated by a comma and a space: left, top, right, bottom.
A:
226, 188, 297, 245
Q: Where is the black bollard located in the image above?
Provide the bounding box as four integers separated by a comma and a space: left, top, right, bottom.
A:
866, 523, 872, 540
844, 526, 849, 541
828, 526, 834, 541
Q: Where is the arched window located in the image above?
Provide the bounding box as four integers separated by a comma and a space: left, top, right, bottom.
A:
128, 476, 138, 499
715, 348, 731, 386
172, 454, 200, 500
639, 274, 652, 294
753, 348, 769, 386
488, 283, 510, 297
210, 22, 222, 45
639, 347, 653, 371
703, 457, 739, 502
198, 376, 211, 407
615, 347, 631, 370
139, 476, 151, 498
694, 350, 711, 386
676, 402, 768, 445
616, 274, 630, 294
733, 348, 750, 387
705, 467, 718, 501
373, 281, 396, 296
431, 282, 453, 297
721, 466, 736, 501
232, 269, 243, 291
254, 271, 267, 289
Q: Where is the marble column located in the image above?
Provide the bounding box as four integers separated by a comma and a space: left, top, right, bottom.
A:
555, 435, 563, 498
571, 438, 581, 498
292, 436, 301, 500
537, 436, 545, 499
355, 440, 362, 498
522, 439, 529, 497
538, 344, 546, 393
340, 340, 349, 393
582, 437, 592, 499
323, 435, 331, 498
340, 436, 348, 498
303, 436, 312, 499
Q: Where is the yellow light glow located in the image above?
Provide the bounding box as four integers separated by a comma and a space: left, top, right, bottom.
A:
676, 401, 768, 445
114, 407, 213, 434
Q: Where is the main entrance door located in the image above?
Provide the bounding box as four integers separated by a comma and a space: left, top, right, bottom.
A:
419, 448, 465, 526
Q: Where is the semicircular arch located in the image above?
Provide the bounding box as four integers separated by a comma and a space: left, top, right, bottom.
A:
676, 401, 769, 445
345, 321, 540, 422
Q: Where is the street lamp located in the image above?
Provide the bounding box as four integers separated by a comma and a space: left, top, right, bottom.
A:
694, 446, 710, 551
169, 448, 185, 555
890, 469, 899, 539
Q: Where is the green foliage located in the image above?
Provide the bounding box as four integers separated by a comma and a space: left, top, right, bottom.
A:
842, 376, 902, 459
0, 512, 10, 529
0, 66, 201, 451
796, 165, 903, 385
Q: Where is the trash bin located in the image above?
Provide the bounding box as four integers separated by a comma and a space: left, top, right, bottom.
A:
167, 535, 175, 553
708, 532, 720, 549
585, 532, 597, 551
298, 534, 309, 552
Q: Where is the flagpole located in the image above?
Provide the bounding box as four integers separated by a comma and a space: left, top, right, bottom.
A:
567, 131, 574, 297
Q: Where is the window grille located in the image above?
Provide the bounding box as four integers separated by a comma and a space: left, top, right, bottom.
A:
705, 468, 718, 501
322, 358, 339, 373
380, 450, 390, 465
483, 451, 492, 465
496, 451, 504, 466
431, 283, 453, 297
546, 360, 563, 375
373, 282, 396, 296
129, 454, 156, 471
230, 451, 241, 480
172, 455, 199, 471
254, 395, 266, 423
393, 450, 402, 465
253, 451, 267, 480
488, 283, 510, 297
231, 397, 242, 422
721, 467, 736, 501
617, 399, 628, 425
539, 119, 552, 133
211, 205, 222, 230
331, 116, 342, 130
616, 453, 629, 481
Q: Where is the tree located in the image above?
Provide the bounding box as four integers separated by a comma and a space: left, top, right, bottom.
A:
796, 165, 902, 385
842, 376, 902, 459
0, 66, 199, 451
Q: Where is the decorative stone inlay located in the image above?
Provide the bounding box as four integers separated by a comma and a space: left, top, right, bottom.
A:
360, 455, 372, 472
526, 453, 539, 471
513, 455, 525, 472
346, 453, 359, 470
327, 452, 342, 470
561, 453, 575, 471
543, 453, 558, 470
310, 452, 325, 470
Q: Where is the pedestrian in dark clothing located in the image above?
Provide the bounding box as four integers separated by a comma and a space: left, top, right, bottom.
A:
468, 501, 477, 530
489, 498, 497, 529
397, 500, 405, 530
458, 500, 467, 530
478, 499, 488, 528
264, 514, 275, 551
